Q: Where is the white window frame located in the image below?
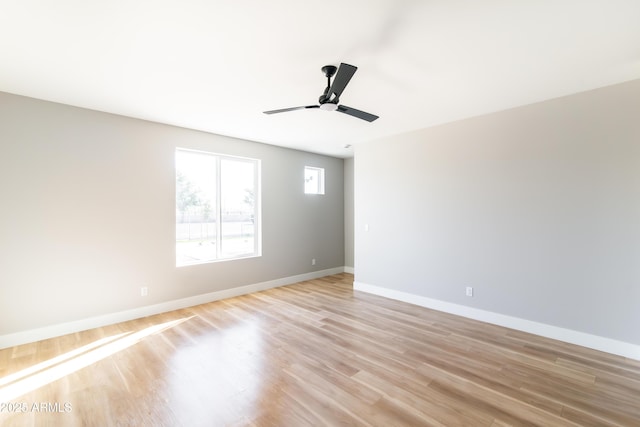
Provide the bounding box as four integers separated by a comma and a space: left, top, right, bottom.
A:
176, 148, 261, 266
304, 166, 325, 195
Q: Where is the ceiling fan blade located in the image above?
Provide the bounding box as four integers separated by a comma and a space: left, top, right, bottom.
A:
263, 105, 319, 114
328, 63, 357, 99
337, 105, 379, 122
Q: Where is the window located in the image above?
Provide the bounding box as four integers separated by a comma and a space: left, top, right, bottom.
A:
304, 166, 325, 195
175, 149, 260, 266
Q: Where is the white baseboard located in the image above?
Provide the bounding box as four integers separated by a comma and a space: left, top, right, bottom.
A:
0, 267, 347, 349
354, 281, 640, 361
344, 266, 355, 274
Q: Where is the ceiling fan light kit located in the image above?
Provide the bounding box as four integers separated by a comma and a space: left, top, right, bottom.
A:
319, 103, 338, 111
264, 63, 379, 122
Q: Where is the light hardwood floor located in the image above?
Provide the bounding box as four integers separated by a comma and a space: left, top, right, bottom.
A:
1, 273, 639, 426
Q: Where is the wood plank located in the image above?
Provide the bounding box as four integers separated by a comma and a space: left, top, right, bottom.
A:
1, 273, 638, 426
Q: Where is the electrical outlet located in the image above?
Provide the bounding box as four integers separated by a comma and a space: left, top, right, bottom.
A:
465, 287, 473, 297
311, 258, 316, 266
140, 287, 148, 297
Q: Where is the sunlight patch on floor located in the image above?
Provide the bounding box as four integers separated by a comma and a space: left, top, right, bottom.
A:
0, 317, 193, 402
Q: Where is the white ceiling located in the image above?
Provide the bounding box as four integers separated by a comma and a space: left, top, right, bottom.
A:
1, 1, 639, 158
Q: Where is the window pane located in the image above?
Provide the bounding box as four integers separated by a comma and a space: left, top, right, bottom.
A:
176, 150, 217, 265
304, 166, 324, 194
220, 158, 255, 258
176, 149, 260, 266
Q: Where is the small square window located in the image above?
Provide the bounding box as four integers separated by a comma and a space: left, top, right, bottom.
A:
304, 166, 325, 195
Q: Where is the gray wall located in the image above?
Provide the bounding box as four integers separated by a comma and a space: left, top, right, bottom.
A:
344, 157, 354, 270
355, 79, 640, 345
0, 92, 344, 336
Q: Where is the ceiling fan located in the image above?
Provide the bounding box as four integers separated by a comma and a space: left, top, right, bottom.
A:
263, 63, 379, 122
